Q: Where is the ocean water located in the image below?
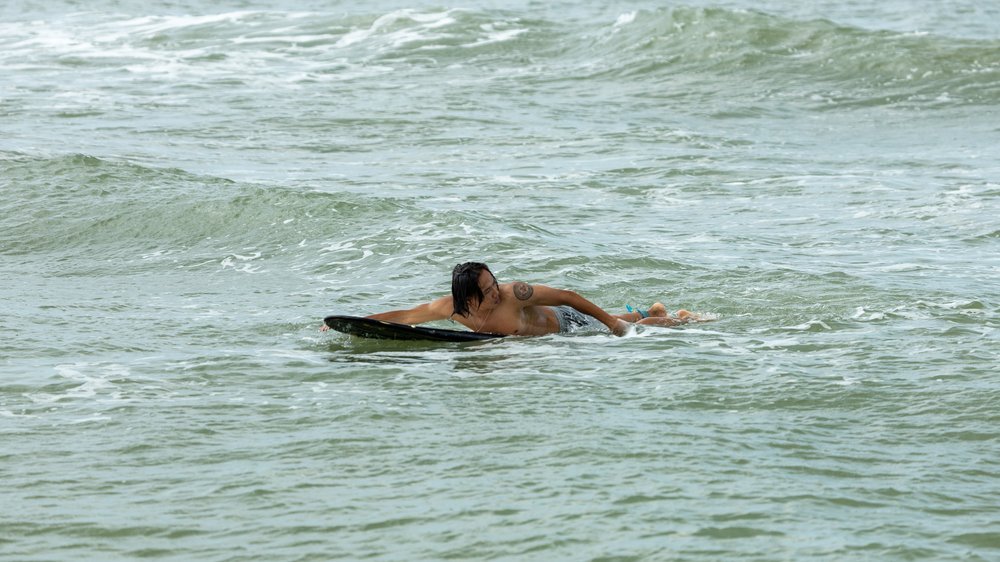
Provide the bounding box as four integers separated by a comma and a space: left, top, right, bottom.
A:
2, 0, 998, 560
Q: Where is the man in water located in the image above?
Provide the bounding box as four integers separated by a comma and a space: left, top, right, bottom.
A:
322, 262, 702, 337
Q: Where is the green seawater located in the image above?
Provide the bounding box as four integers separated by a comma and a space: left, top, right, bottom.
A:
2, 1, 998, 560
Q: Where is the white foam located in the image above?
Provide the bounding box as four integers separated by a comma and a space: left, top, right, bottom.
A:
852, 307, 886, 321
336, 9, 457, 49
113, 11, 264, 39
917, 299, 981, 310
24, 363, 126, 405
0, 410, 37, 419
878, 263, 927, 272
220, 253, 264, 273
1, 11, 366, 89
68, 415, 111, 425
231, 34, 336, 46
757, 338, 801, 349
784, 320, 831, 331
462, 27, 528, 48
614, 12, 637, 28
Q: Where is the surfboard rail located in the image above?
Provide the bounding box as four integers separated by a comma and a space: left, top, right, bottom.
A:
324, 315, 505, 342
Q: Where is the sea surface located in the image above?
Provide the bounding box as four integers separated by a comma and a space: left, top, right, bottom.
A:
2, 0, 998, 560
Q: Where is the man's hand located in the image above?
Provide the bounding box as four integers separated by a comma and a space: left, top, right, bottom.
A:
611, 319, 630, 337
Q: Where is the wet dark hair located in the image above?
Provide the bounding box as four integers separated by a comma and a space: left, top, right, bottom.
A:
451, 262, 493, 317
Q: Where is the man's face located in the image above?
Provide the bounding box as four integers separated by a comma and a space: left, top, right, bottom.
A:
475, 269, 500, 310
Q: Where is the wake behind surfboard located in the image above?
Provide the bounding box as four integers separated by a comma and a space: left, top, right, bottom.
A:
324, 315, 505, 342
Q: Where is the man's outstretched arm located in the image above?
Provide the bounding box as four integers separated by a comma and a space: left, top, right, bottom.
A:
365, 295, 454, 325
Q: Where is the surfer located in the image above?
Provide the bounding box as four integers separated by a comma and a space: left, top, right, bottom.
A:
322, 262, 704, 337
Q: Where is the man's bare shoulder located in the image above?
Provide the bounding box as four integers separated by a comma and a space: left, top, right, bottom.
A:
500, 282, 561, 305
511, 281, 534, 301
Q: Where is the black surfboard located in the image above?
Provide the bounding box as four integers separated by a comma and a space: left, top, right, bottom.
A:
324, 315, 505, 342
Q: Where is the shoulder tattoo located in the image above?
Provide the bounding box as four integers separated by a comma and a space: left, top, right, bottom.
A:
513, 282, 533, 301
